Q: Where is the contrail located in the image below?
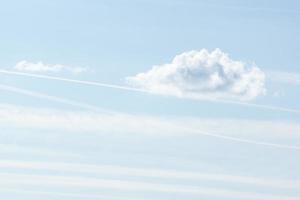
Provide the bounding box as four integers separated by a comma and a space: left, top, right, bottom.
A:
0, 69, 147, 92
0, 84, 110, 113
0, 69, 300, 114
208, 98, 300, 114
0, 83, 299, 151
183, 127, 300, 150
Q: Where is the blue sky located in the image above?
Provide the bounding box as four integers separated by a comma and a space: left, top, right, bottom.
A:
0, 0, 300, 199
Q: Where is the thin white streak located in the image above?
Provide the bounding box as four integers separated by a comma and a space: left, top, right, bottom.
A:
0, 69, 147, 92
0, 84, 109, 113
0, 69, 300, 114
207, 97, 300, 114
182, 126, 300, 150
0, 172, 299, 200
0, 160, 299, 190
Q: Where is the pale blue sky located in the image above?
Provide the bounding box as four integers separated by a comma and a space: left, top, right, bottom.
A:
0, 0, 300, 200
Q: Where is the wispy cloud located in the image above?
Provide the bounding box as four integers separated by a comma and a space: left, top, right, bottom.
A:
1, 103, 300, 150
0, 188, 129, 200
0, 159, 299, 190
0, 144, 79, 158
127, 49, 266, 101
0, 83, 299, 150
13, 60, 87, 74
267, 70, 300, 85
1, 172, 299, 200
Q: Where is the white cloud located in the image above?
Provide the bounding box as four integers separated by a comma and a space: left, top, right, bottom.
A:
13, 60, 87, 74
127, 49, 266, 101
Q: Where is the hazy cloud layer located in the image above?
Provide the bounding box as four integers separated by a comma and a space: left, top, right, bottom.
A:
13, 60, 87, 74
127, 49, 266, 101
1, 104, 300, 141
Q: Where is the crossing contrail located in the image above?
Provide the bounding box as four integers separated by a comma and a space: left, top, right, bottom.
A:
0, 83, 300, 151
0, 69, 300, 114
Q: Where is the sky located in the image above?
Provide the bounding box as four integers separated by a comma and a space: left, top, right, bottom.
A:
0, 0, 300, 199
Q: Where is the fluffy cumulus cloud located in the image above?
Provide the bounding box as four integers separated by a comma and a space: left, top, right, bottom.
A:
13, 60, 87, 74
127, 49, 266, 101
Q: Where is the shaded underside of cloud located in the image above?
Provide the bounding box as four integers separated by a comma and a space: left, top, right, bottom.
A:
13, 60, 87, 74
127, 49, 266, 101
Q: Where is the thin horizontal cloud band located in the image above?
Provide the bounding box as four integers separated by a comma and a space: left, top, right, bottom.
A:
1, 172, 299, 200
0, 159, 299, 190
0, 188, 130, 200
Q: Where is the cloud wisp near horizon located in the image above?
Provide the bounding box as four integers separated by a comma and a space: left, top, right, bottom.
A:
13, 60, 87, 74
